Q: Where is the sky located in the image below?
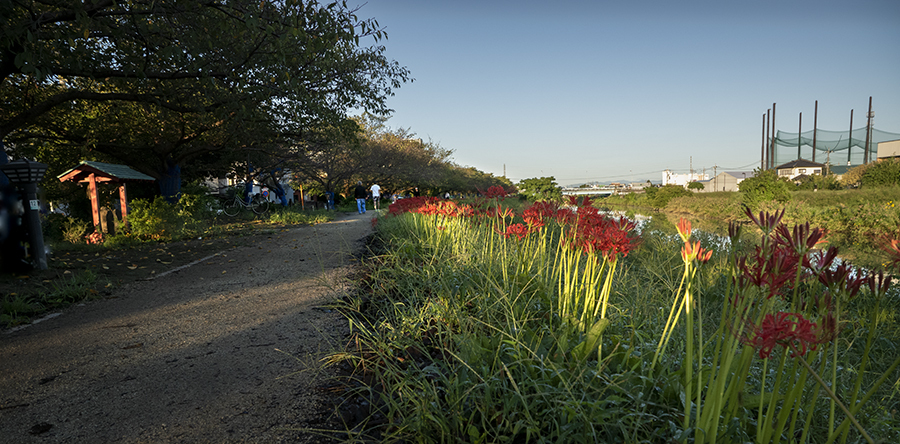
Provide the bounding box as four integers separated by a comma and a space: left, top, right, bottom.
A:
352, 0, 900, 185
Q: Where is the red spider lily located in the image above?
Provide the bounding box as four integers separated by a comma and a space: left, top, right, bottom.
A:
803, 246, 839, 276
676, 218, 692, 243
867, 270, 892, 297
818, 261, 866, 299
483, 206, 515, 219
504, 223, 531, 241
371, 217, 378, 228
555, 208, 576, 226
739, 245, 798, 299
775, 222, 826, 258
728, 221, 742, 242
882, 236, 900, 272
481, 186, 507, 199
743, 312, 825, 359
564, 195, 594, 207
522, 201, 558, 228
744, 206, 785, 235
682, 241, 713, 264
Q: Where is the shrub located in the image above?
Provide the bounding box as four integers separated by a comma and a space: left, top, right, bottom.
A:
860, 159, 900, 187
840, 163, 870, 188
738, 169, 792, 208
645, 184, 691, 208
795, 174, 841, 191
128, 196, 180, 241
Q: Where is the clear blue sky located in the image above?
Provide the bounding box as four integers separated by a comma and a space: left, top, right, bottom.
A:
354, 0, 900, 185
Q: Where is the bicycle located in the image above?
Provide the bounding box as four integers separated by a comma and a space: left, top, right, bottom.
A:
222, 192, 269, 216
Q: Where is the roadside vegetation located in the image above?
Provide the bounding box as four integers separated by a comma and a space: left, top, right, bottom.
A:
602, 163, 900, 268
0, 187, 336, 328
330, 189, 900, 443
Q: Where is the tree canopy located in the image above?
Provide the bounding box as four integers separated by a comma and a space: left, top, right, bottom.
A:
1, 0, 410, 199
517, 176, 561, 201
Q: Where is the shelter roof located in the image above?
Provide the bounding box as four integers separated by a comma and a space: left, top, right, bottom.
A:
58, 161, 155, 183
774, 159, 825, 170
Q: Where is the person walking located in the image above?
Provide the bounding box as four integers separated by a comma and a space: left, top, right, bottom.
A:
353, 181, 367, 214
370, 183, 382, 210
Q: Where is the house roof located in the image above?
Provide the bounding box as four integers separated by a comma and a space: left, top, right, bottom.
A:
775, 159, 825, 169
58, 161, 155, 183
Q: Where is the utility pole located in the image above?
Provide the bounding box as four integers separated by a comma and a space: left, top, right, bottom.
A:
865, 96, 873, 164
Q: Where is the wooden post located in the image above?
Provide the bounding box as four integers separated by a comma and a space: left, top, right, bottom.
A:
118, 184, 129, 227
88, 173, 100, 228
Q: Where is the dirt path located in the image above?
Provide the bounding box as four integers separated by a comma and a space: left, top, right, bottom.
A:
0, 211, 375, 443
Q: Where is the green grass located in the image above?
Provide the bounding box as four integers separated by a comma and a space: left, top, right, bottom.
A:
330, 198, 900, 443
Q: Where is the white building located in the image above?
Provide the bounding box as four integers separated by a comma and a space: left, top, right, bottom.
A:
662, 169, 709, 187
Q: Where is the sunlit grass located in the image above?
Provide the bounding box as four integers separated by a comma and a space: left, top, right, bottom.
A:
330, 195, 900, 443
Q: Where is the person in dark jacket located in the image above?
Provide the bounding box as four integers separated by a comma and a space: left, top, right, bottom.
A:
353, 181, 367, 214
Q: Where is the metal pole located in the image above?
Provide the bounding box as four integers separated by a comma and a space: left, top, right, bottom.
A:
763, 109, 772, 170
798, 112, 802, 160
864, 96, 873, 164
813, 100, 818, 163
770, 103, 776, 169
761, 113, 766, 170
848, 109, 853, 165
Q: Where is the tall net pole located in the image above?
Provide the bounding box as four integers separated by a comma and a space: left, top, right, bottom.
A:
761, 113, 766, 170
813, 100, 818, 163
765, 109, 771, 170
797, 112, 802, 160
770, 103, 776, 169
847, 109, 854, 165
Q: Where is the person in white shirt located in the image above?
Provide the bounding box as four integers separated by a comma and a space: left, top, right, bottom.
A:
370, 183, 382, 210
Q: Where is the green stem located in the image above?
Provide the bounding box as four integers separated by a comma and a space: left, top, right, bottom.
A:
793, 348, 874, 444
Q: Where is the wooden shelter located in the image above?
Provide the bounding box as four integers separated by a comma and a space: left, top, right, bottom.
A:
58, 161, 155, 230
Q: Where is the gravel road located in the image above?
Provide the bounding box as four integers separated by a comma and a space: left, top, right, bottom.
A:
0, 211, 375, 443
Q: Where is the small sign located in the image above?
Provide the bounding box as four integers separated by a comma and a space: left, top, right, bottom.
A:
30, 199, 40, 210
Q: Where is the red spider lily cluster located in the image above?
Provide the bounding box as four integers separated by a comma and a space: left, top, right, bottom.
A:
743, 312, 824, 359
497, 223, 530, 241
734, 206, 894, 359
562, 204, 640, 260
480, 186, 508, 199
386, 195, 641, 260
387, 197, 475, 218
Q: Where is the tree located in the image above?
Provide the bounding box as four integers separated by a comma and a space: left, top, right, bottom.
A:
687, 181, 705, 191
517, 177, 561, 201
2, 0, 410, 200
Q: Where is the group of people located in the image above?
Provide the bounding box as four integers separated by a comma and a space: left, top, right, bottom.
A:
353, 181, 381, 214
